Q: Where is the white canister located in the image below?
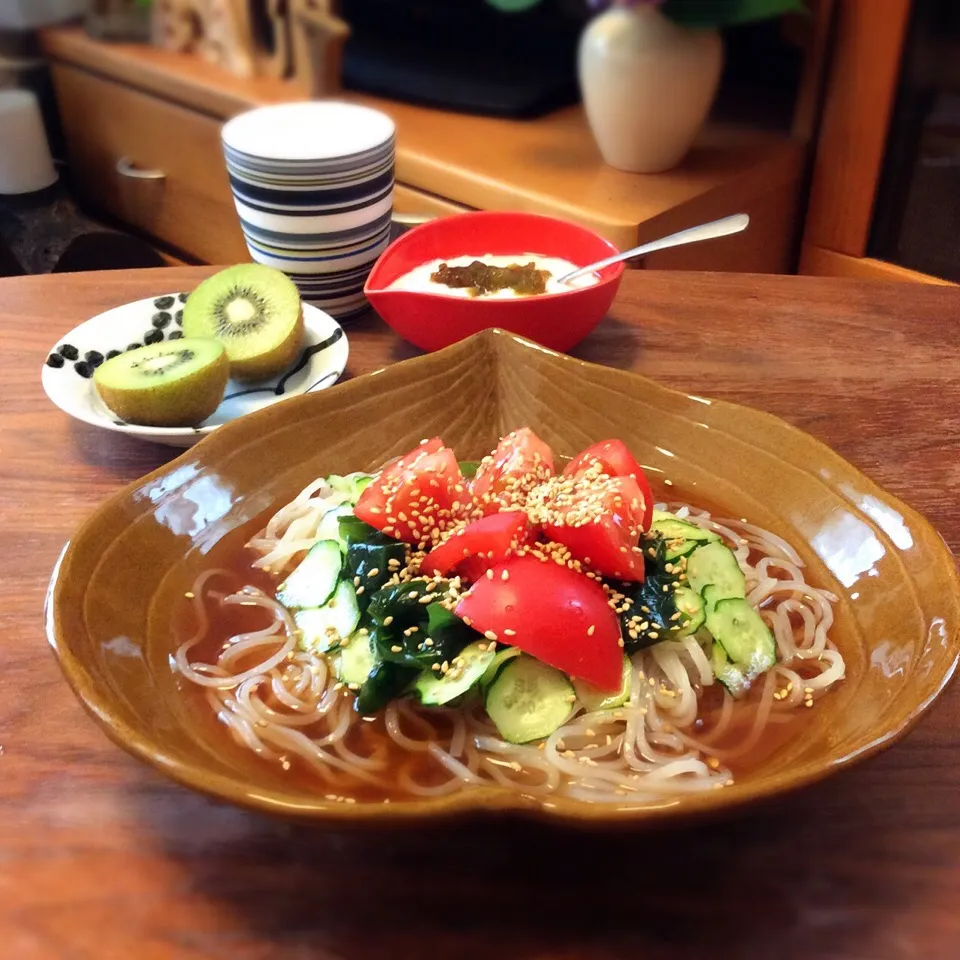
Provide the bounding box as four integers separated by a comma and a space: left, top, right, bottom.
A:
579, 5, 723, 174
0, 89, 57, 194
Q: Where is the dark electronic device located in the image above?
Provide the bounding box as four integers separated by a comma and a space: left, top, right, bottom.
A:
339, 0, 584, 118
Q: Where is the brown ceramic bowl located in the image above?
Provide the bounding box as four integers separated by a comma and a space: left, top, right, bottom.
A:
47, 330, 960, 826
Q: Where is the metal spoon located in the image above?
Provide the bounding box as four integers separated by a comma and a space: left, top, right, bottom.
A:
557, 212, 750, 285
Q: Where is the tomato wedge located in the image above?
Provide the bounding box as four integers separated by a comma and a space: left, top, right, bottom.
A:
563, 439, 654, 532
471, 428, 555, 515
354, 438, 470, 545
537, 473, 647, 582
455, 554, 623, 690
422, 511, 531, 581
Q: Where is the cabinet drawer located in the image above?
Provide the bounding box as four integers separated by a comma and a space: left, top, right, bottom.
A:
51, 64, 248, 263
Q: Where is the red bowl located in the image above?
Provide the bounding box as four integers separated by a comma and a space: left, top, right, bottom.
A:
364, 211, 624, 352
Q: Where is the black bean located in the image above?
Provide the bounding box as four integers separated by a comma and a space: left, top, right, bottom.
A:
57, 343, 79, 360
152, 311, 172, 329
144, 328, 163, 345
85, 350, 104, 366
127, 342, 143, 351
105, 349, 121, 361
167, 330, 184, 340
74, 361, 93, 378
178, 292, 188, 303
174, 310, 183, 326
46, 353, 65, 368
154, 295, 176, 310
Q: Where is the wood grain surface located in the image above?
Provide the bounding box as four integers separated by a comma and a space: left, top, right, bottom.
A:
2, 267, 960, 960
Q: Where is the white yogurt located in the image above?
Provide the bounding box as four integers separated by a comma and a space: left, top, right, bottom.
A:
386, 253, 599, 299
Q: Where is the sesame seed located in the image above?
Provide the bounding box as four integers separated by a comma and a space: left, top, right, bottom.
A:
390, 645, 403, 653
484, 630, 498, 641
184, 591, 195, 599
383, 615, 394, 626
503, 628, 516, 637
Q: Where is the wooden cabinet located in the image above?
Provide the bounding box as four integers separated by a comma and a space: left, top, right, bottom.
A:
42, 27, 808, 272
52, 65, 249, 263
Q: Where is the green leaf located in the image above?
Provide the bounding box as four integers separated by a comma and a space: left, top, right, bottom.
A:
484, 0, 543, 10
458, 460, 481, 479
339, 516, 407, 613
615, 537, 681, 655
662, 0, 806, 28
365, 579, 475, 669
357, 661, 416, 714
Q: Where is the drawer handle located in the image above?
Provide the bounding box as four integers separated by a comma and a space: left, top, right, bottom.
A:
116, 157, 166, 181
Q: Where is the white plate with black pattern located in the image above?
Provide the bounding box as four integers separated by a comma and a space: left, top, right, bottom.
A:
41, 292, 349, 447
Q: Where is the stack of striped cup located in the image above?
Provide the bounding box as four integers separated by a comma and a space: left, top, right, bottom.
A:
222, 101, 395, 321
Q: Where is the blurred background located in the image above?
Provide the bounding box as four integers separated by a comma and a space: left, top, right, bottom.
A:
0, 0, 956, 285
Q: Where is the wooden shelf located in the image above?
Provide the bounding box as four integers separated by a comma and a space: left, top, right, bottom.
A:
41, 26, 807, 268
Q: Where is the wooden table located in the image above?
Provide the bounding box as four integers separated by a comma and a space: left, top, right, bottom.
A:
3, 267, 960, 960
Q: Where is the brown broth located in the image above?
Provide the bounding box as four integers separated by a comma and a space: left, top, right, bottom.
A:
167, 497, 832, 803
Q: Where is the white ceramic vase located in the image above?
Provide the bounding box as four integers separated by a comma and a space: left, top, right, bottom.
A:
578, 5, 723, 174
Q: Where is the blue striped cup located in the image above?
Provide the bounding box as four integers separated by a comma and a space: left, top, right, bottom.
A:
222, 101, 396, 321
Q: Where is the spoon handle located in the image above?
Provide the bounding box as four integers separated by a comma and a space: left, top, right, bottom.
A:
559, 213, 750, 284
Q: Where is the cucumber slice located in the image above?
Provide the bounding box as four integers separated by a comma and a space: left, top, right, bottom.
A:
413, 641, 497, 706
650, 516, 720, 545
663, 539, 701, 563
673, 587, 705, 639
479, 647, 522, 690
711, 642, 750, 697
706, 597, 776, 681
294, 580, 361, 653
316, 505, 354, 552
574, 655, 632, 712
334, 631, 378, 686
485, 657, 575, 744
701, 584, 730, 612
685, 541, 746, 600
650, 514, 720, 562
276, 539, 342, 609
328, 473, 373, 502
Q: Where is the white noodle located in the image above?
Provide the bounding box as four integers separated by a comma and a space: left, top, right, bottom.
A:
175, 487, 846, 803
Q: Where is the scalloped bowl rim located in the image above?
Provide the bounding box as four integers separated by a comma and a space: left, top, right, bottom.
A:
45, 328, 960, 827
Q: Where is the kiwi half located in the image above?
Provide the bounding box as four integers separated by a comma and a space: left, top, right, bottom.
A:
93, 338, 229, 427
182, 263, 304, 382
